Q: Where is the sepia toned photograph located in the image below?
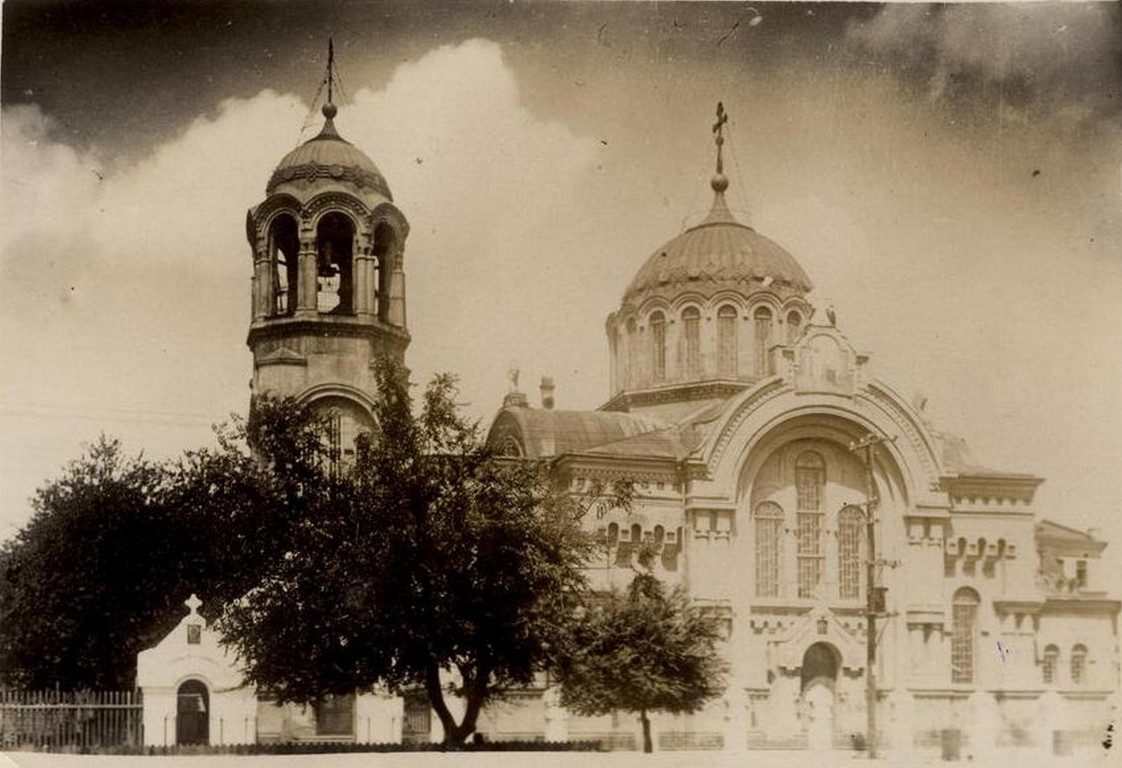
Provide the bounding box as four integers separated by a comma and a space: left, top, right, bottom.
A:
1, 2, 1119, 765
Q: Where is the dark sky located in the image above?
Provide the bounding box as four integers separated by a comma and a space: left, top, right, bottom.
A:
9, 2, 1116, 162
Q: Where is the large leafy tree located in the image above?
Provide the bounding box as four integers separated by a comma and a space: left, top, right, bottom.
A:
0, 436, 187, 689
554, 572, 728, 753
217, 359, 599, 746
0, 399, 332, 690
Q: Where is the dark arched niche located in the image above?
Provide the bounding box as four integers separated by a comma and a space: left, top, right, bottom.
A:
316, 212, 356, 315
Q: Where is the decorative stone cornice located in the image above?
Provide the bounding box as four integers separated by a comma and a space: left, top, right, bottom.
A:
601, 380, 750, 413
246, 316, 411, 349
941, 473, 1044, 505
267, 162, 391, 200
554, 453, 682, 484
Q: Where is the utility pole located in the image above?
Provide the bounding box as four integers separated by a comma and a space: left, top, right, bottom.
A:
850, 433, 890, 760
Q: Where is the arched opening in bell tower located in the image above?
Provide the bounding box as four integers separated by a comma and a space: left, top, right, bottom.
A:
269, 214, 299, 316
372, 221, 398, 323
316, 212, 355, 315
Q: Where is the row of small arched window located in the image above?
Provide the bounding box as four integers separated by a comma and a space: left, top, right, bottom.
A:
621, 305, 805, 384
1042, 643, 1089, 685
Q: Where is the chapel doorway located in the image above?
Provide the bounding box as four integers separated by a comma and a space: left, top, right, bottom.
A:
176, 679, 209, 745
800, 642, 840, 750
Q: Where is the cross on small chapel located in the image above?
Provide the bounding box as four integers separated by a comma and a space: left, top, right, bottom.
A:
185, 593, 202, 615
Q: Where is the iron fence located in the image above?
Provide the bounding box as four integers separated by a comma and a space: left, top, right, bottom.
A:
0, 689, 142, 750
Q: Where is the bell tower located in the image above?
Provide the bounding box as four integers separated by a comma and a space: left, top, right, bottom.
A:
245, 42, 409, 460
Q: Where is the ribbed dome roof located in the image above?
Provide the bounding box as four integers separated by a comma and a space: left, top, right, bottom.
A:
267, 109, 392, 201
623, 190, 812, 305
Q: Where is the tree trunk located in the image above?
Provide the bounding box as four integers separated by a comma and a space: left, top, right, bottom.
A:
424, 662, 465, 748
423, 661, 490, 749
639, 709, 653, 753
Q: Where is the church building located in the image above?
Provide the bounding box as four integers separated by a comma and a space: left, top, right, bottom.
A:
137, 64, 1117, 757
485, 106, 1119, 757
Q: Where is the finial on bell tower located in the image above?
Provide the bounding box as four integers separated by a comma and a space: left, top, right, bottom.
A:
319, 38, 340, 134
324, 38, 337, 118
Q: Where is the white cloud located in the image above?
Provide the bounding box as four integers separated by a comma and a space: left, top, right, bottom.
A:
0, 39, 599, 534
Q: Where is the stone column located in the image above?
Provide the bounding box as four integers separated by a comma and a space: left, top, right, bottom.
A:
252, 245, 271, 321
297, 237, 318, 315
388, 253, 407, 327
353, 237, 375, 317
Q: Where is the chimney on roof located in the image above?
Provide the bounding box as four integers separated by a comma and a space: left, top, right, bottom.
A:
540, 376, 555, 410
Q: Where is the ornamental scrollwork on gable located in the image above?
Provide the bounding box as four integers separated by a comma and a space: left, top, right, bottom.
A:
861, 383, 941, 484
370, 202, 411, 241
301, 193, 373, 233
705, 379, 787, 474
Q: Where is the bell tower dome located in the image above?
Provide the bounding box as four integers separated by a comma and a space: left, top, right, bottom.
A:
245, 42, 409, 458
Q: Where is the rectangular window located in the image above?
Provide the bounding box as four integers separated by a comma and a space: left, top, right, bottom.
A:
652, 319, 666, 381
795, 469, 822, 511
717, 308, 737, 377
316, 694, 355, 736
756, 517, 781, 597
1071, 648, 1087, 684
838, 518, 862, 600
951, 603, 976, 684
754, 318, 770, 376
1075, 560, 1087, 589
797, 512, 823, 598
683, 311, 701, 377
1043, 651, 1057, 684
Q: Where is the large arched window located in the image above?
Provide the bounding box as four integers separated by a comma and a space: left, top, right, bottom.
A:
1071, 644, 1087, 684
754, 501, 784, 597
650, 312, 666, 382
316, 212, 355, 315
717, 305, 738, 377
837, 505, 863, 600
951, 587, 980, 684
786, 310, 803, 343
754, 306, 773, 376
1042, 644, 1059, 684
268, 214, 299, 316
682, 307, 701, 377
795, 451, 825, 599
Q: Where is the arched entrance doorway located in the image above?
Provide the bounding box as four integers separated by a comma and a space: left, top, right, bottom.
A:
800, 642, 840, 750
176, 679, 209, 745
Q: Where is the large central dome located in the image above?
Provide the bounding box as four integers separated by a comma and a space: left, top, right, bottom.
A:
603, 105, 815, 414
623, 193, 812, 306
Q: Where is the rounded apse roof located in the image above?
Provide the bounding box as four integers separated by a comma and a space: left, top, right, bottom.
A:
266, 104, 393, 201
622, 182, 812, 306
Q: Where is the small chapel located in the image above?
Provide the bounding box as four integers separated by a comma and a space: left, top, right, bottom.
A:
136, 62, 1118, 757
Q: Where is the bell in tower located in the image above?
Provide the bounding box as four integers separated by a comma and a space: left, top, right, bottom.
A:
244, 41, 410, 462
